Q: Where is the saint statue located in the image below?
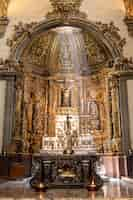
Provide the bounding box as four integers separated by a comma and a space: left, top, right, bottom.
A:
61, 88, 72, 107
86, 91, 100, 130
88, 100, 99, 119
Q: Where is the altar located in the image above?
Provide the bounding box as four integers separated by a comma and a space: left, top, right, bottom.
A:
31, 97, 102, 190
30, 153, 103, 190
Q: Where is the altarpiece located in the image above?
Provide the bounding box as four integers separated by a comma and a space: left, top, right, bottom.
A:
0, 0, 132, 156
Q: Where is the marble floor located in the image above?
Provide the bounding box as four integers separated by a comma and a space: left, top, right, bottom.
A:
0, 178, 133, 199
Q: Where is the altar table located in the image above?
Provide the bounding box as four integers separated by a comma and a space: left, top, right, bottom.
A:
30, 153, 103, 189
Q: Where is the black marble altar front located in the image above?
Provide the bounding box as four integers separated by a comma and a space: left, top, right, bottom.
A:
30, 153, 103, 189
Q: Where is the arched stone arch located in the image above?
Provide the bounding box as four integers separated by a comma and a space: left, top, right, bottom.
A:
9, 18, 125, 64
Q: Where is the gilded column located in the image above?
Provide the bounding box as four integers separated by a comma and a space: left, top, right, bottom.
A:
14, 75, 24, 142
108, 75, 121, 152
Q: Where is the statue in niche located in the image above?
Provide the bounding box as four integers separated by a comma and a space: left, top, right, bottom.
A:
87, 91, 99, 119
88, 100, 99, 119
25, 92, 36, 133
61, 88, 72, 107
87, 91, 100, 130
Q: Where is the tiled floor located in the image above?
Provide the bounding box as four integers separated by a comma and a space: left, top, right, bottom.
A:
0, 178, 133, 199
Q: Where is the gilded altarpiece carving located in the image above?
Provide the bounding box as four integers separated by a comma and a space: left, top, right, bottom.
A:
79, 76, 105, 141
2, 0, 129, 154
11, 68, 122, 153
21, 75, 49, 152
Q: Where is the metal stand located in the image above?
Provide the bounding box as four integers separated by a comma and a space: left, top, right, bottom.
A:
87, 159, 103, 191
30, 160, 47, 191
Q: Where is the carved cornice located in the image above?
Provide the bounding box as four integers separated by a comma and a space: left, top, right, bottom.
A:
108, 56, 133, 75
0, 58, 24, 73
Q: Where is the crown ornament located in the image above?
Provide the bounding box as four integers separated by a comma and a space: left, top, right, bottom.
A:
47, 0, 86, 19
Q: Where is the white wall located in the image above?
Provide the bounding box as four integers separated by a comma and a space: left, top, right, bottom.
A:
0, 81, 6, 153
127, 80, 133, 149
